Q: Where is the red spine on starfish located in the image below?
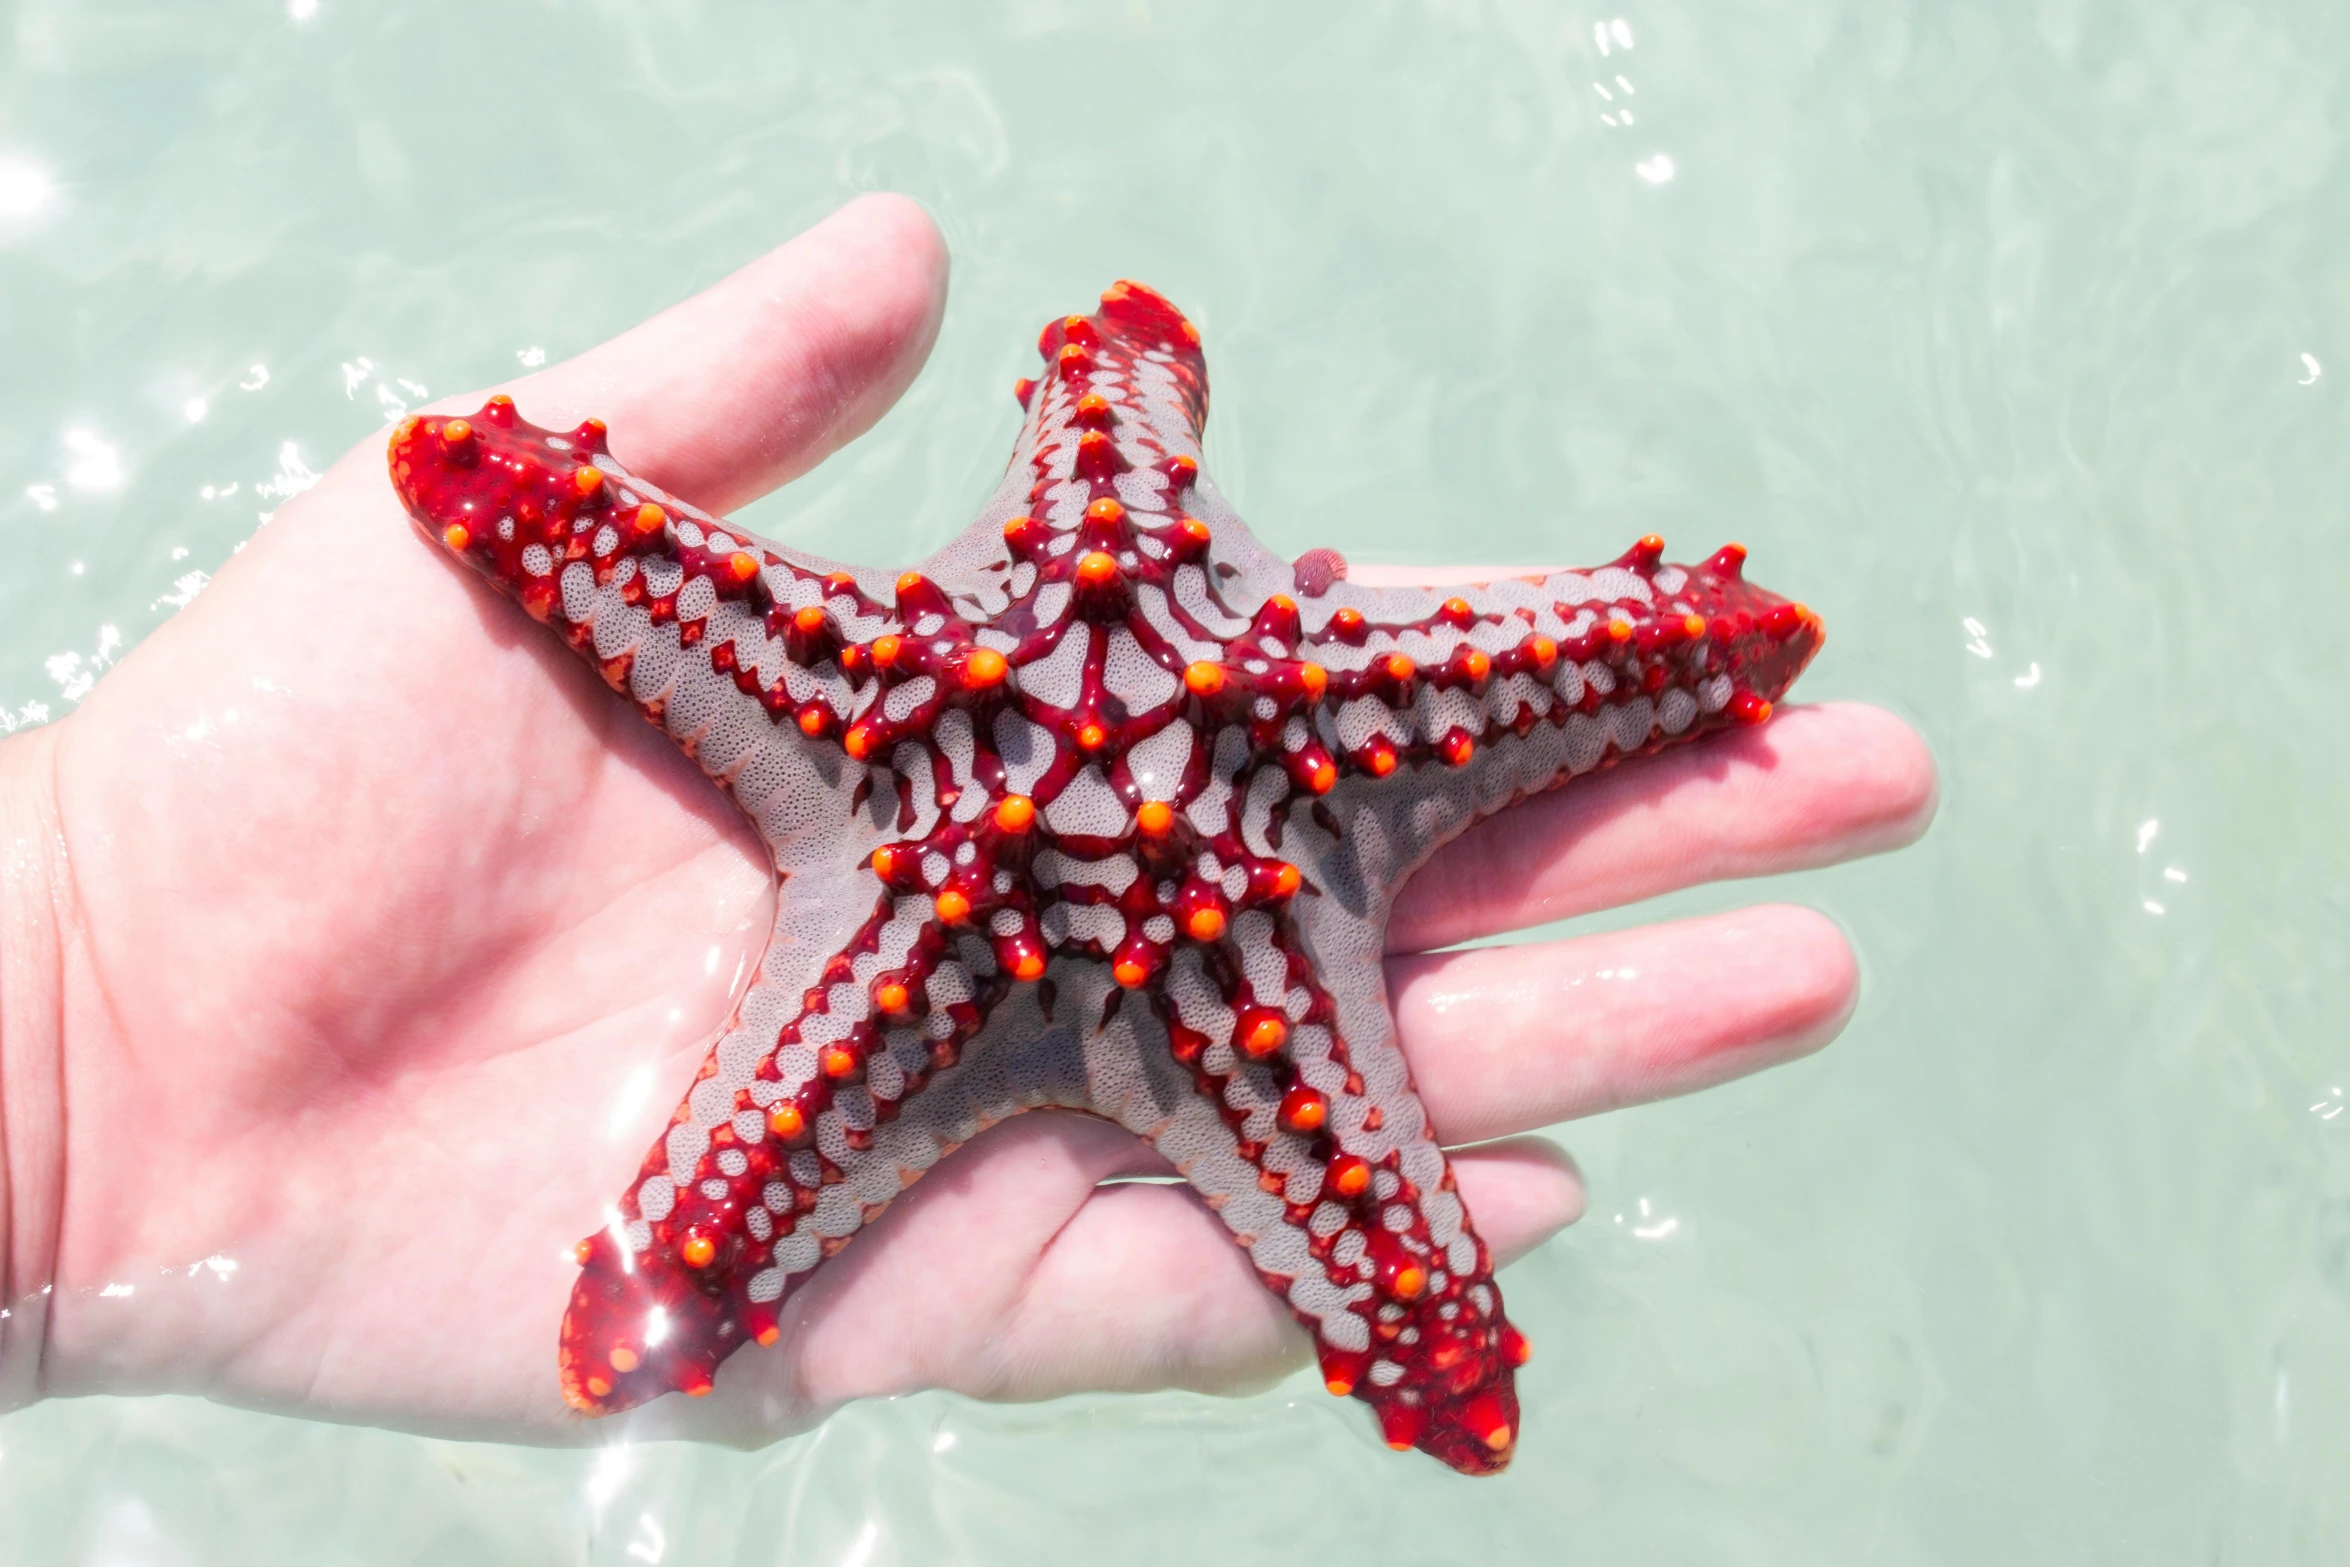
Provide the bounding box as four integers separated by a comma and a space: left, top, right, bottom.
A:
387, 279, 1822, 1474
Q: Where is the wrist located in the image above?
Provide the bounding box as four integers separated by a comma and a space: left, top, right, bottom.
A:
0, 726, 68, 1413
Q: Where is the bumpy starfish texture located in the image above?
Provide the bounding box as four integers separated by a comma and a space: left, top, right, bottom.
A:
387, 282, 1820, 1474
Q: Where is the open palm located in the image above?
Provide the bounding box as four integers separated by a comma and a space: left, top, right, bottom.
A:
0, 196, 1934, 1444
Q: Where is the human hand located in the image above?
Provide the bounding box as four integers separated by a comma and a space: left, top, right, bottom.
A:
0, 194, 1934, 1443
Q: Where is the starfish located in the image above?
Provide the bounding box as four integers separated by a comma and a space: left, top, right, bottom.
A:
386, 281, 1821, 1474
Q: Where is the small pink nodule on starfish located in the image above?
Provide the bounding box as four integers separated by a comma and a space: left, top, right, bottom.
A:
387, 280, 1822, 1474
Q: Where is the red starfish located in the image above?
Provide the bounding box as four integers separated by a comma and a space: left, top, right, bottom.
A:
386, 280, 1821, 1473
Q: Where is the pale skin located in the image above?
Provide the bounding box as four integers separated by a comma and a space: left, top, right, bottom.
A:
0, 195, 1936, 1445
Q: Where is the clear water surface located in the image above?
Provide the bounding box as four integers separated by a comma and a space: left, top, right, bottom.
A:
3, 1, 2347, 1561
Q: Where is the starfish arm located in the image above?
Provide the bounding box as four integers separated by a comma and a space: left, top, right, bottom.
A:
1289, 544, 1824, 786
388, 401, 909, 755
1145, 904, 1526, 1473
1000, 281, 1214, 539
557, 866, 1034, 1412
539, 569, 1129, 1413
905, 279, 1304, 691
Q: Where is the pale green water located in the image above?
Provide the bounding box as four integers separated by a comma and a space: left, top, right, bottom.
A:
4, 0, 2347, 1560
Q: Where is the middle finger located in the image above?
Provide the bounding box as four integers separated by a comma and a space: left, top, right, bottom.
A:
1388, 903, 1857, 1145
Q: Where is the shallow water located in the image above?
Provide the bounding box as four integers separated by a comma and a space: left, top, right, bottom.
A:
4, 0, 2348, 1560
